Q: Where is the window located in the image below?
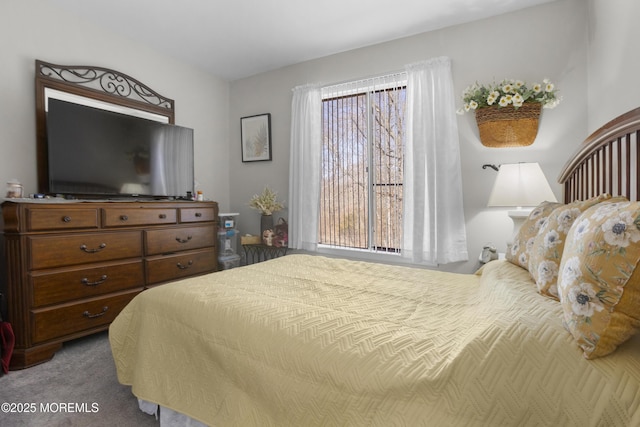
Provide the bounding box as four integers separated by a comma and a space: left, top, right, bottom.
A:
291, 58, 466, 263
320, 75, 406, 253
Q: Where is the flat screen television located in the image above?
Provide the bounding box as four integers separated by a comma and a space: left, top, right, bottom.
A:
45, 98, 194, 199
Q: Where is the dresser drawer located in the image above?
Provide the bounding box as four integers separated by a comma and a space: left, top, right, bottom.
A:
145, 225, 216, 255
146, 248, 217, 285
31, 260, 144, 307
29, 231, 142, 270
179, 206, 216, 223
28, 207, 99, 231
31, 289, 141, 344
103, 207, 177, 227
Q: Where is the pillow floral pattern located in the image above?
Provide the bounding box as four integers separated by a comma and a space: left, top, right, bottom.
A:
528, 194, 615, 300
506, 201, 562, 271
558, 201, 640, 359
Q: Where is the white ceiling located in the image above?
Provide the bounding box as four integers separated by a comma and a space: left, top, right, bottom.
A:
49, 0, 555, 81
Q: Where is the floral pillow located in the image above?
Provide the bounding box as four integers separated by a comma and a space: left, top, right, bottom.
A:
528, 194, 617, 300
558, 200, 640, 359
506, 201, 563, 271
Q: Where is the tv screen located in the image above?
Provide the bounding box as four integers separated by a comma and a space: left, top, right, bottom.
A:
46, 98, 194, 199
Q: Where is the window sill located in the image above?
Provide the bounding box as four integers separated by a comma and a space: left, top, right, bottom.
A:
306, 245, 434, 269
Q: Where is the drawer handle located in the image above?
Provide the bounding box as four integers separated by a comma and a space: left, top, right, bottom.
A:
177, 260, 193, 270
81, 275, 108, 286
80, 243, 107, 253
83, 306, 109, 319
175, 236, 193, 244
62, 216, 72, 223
120, 215, 129, 221
195, 212, 202, 218
159, 214, 167, 219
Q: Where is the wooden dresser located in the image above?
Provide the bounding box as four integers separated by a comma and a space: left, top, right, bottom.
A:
0, 200, 218, 369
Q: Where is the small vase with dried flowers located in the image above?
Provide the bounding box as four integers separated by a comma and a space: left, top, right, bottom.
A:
249, 186, 285, 237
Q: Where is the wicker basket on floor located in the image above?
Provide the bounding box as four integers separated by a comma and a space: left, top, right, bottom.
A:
475, 102, 542, 147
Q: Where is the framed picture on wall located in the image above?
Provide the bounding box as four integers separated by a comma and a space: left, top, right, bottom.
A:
241, 113, 272, 162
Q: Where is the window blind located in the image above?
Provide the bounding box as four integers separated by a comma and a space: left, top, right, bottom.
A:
320, 72, 406, 252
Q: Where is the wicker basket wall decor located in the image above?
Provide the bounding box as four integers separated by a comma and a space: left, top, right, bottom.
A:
474, 102, 542, 147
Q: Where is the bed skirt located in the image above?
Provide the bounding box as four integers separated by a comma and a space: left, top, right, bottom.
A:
138, 399, 207, 427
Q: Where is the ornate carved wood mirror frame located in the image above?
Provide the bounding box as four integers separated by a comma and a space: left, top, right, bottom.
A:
34, 60, 176, 193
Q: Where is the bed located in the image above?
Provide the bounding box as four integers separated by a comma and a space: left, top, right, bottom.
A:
109, 106, 640, 426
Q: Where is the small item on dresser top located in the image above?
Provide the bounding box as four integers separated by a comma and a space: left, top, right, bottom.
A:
5, 179, 23, 198
197, 191, 204, 201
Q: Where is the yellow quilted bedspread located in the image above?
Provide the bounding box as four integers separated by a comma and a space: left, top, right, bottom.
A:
109, 255, 640, 426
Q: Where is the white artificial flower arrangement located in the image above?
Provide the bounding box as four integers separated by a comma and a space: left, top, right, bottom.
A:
457, 78, 561, 115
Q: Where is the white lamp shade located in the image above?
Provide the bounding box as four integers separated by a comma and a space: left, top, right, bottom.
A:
487, 162, 557, 207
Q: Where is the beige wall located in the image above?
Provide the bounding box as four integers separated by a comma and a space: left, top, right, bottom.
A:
0, 0, 230, 208
586, 0, 640, 131
229, 0, 588, 272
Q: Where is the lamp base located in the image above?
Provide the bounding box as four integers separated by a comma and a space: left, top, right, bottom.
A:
507, 208, 533, 249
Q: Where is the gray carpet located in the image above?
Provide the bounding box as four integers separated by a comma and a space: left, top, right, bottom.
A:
0, 331, 158, 427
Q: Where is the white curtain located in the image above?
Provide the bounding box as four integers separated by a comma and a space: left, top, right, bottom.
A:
402, 57, 468, 265
288, 84, 322, 251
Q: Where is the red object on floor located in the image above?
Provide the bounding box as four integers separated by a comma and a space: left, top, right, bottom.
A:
0, 321, 15, 374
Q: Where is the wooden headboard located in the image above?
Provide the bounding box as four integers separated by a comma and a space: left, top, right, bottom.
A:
559, 106, 640, 203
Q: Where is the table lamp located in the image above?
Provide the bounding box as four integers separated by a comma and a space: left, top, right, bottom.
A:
487, 162, 557, 244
